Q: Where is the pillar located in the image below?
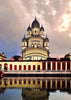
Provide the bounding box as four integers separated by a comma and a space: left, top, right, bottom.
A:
46, 80, 47, 88
51, 62, 52, 71
22, 64, 23, 71
40, 80, 42, 88
31, 65, 33, 71
60, 80, 62, 88
60, 62, 62, 71
40, 62, 42, 71
26, 65, 28, 71
36, 65, 37, 71
55, 80, 57, 88
12, 64, 14, 71
65, 62, 67, 71
50, 80, 52, 89
56, 62, 57, 71
65, 80, 67, 89
46, 62, 47, 71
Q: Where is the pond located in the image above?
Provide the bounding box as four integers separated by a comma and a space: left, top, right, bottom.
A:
0, 77, 71, 100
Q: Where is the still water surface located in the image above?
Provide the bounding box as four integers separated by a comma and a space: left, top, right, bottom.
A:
0, 77, 71, 100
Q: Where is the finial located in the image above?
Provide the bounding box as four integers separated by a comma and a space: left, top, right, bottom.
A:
46, 34, 47, 38
24, 34, 25, 38
41, 24, 43, 27
35, 16, 37, 20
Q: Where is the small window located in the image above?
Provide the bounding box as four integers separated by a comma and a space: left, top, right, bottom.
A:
35, 30, 36, 33
24, 43, 25, 46
28, 32, 30, 35
46, 43, 48, 47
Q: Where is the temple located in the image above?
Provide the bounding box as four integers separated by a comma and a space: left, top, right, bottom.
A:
22, 18, 49, 60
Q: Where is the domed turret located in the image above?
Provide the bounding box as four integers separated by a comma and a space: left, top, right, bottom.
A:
31, 18, 40, 36
32, 18, 40, 28
27, 24, 32, 38
40, 25, 44, 38
40, 26, 44, 31
64, 53, 71, 60
44, 35, 49, 50
27, 25, 31, 31
22, 35, 27, 50
44, 36, 49, 42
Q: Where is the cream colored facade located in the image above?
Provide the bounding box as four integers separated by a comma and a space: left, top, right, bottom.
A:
22, 18, 49, 60
0, 53, 7, 60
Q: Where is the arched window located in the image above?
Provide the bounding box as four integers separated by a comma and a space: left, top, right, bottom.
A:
67, 62, 70, 70
52, 62, 55, 70
14, 65, 17, 70
28, 65, 31, 70
57, 62, 60, 70
62, 62, 65, 70
24, 43, 25, 46
33, 65, 35, 70
48, 62, 51, 70
19, 65, 21, 70
35, 30, 37, 34
10, 64, 12, 70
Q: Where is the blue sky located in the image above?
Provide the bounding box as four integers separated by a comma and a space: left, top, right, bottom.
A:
0, 0, 71, 59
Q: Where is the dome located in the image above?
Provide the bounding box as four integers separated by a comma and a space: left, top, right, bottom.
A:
40, 26, 44, 31
27, 25, 31, 31
10, 56, 22, 61
64, 53, 71, 58
32, 18, 40, 28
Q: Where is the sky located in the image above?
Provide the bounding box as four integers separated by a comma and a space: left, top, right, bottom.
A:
0, 0, 71, 59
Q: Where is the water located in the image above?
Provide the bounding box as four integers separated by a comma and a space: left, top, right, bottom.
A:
0, 77, 71, 100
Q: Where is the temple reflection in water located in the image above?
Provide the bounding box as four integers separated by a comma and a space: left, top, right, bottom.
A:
0, 77, 71, 100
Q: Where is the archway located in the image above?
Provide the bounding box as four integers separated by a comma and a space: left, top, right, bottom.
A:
4, 63, 8, 71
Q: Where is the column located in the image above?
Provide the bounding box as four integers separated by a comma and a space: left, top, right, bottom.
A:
17, 64, 19, 71
65, 62, 67, 71
26, 65, 28, 71
8, 64, 9, 71
31, 65, 33, 71
40, 80, 42, 88
22, 64, 23, 71
55, 80, 57, 88
60, 80, 62, 88
50, 80, 52, 89
36, 65, 37, 71
46, 80, 47, 88
65, 80, 67, 89
56, 62, 57, 71
46, 62, 47, 71
51, 62, 52, 71
12, 64, 14, 71
40, 63, 42, 71
60, 62, 62, 71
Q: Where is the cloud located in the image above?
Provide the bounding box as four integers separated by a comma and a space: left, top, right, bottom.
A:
0, 0, 71, 59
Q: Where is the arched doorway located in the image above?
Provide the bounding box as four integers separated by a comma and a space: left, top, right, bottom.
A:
4, 63, 8, 71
